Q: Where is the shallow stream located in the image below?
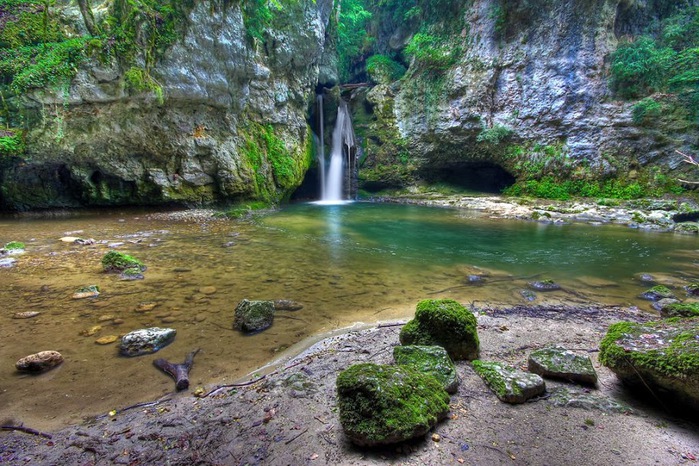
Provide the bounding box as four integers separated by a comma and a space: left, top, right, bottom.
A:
1, 202, 697, 430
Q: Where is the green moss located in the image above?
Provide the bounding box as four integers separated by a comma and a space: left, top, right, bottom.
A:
399, 299, 480, 360
336, 363, 449, 446
471, 360, 508, 398
599, 319, 699, 378
216, 201, 271, 219
366, 54, 406, 84
124, 66, 163, 103
5, 240, 24, 250
101, 251, 145, 273
394, 345, 459, 393
477, 125, 514, 145
661, 303, 699, 318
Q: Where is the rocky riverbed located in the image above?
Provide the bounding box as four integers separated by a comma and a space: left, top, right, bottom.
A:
2, 305, 698, 465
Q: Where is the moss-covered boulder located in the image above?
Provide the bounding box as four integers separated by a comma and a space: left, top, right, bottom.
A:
233, 299, 275, 333
393, 345, 460, 394
660, 302, 699, 318
528, 347, 597, 385
399, 299, 479, 360
101, 251, 146, 273
599, 318, 699, 412
336, 363, 450, 446
639, 285, 676, 301
472, 360, 546, 404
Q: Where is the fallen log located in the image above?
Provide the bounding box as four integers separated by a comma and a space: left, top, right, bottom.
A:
153, 348, 200, 391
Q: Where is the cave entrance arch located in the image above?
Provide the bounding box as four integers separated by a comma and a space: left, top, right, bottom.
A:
422, 162, 515, 194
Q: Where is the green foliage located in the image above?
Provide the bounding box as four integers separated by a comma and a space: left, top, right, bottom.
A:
242, 0, 282, 43
0, 129, 24, 156
217, 201, 271, 219
661, 303, 699, 318
488, 5, 506, 36
336, 0, 372, 82
405, 32, 456, 72
632, 97, 663, 125
0, 1, 63, 48
366, 54, 406, 84
610, 6, 699, 119
503, 176, 652, 201
476, 125, 514, 145
124, 66, 163, 103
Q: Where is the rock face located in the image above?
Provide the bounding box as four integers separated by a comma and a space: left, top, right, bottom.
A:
399, 299, 479, 360
354, 1, 698, 193
599, 318, 699, 412
16, 351, 64, 373
472, 360, 546, 404
393, 345, 460, 394
336, 363, 450, 446
528, 347, 598, 385
233, 299, 275, 333
119, 327, 176, 357
0, 0, 334, 210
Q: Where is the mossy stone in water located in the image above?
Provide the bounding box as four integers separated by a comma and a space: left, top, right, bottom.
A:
233, 299, 275, 333
399, 299, 479, 360
599, 318, 699, 412
660, 302, 699, 318
640, 285, 675, 301
336, 363, 450, 446
102, 251, 146, 273
5, 241, 25, 250
393, 345, 460, 394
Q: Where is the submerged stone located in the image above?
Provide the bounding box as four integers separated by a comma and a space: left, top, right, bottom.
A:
528, 280, 562, 292
72, 285, 100, 299
652, 297, 680, 311
234, 299, 275, 333
336, 363, 450, 446
119, 327, 176, 357
16, 350, 64, 373
472, 360, 545, 404
599, 318, 699, 412
273, 299, 303, 311
528, 347, 597, 385
399, 299, 479, 360
393, 345, 460, 394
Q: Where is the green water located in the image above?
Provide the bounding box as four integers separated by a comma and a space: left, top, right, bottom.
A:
0, 202, 697, 430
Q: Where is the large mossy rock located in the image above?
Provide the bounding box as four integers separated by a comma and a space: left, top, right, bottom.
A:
336, 363, 450, 446
599, 318, 699, 412
528, 346, 597, 385
393, 345, 460, 394
472, 360, 546, 404
233, 299, 275, 333
399, 299, 479, 360
660, 302, 699, 318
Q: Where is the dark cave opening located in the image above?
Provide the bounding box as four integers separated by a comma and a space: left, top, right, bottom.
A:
422, 162, 516, 194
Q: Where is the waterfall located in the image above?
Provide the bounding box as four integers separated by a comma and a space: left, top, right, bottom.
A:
321, 99, 355, 203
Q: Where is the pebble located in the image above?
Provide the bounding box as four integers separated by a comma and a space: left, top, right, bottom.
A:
431, 434, 441, 442
13, 311, 41, 319
98, 315, 116, 322
16, 350, 64, 372
195, 314, 207, 322
161, 316, 177, 324
199, 286, 217, 295
136, 302, 158, 312
80, 325, 102, 337
95, 335, 118, 345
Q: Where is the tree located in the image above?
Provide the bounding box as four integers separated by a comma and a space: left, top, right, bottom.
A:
77, 0, 100, 36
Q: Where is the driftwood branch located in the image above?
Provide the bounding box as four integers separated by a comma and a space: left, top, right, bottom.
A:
1, 425, 52, 439
154, 348, 200, 391
677, 150, 699, 184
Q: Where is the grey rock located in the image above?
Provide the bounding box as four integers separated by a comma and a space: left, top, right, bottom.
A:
119, 327, 176, 357
548, 387, 632, 414
528, 347, 598, 385
234, 299, 275, 333
16, 351, 64, 373
393, 345, 460, 394
599, 318, 699, 412
528, 280, 562, 292
272, 299, 303, 311
472, 360, 546, 404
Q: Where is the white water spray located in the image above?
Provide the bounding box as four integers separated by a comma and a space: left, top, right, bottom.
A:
321, 99, 355, 203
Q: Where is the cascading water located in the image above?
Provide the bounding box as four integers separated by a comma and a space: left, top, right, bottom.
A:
317, 94, 326, 200
318, 99, 356, 203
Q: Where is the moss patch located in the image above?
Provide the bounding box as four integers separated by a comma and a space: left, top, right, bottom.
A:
336, 363, 450, 446
660, 303, 699, 318
101, 251, 145, 273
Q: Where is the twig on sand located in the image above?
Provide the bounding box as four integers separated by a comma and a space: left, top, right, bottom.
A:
1, 425, 52, 439
284, 427, 309, 445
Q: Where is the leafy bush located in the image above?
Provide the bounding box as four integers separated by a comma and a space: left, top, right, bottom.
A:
0, 129, 24, 156
336, 0, 372, 82
366, 54, 406, 84
405, 33, 456, 71
504, 177, 656, 200
476, 125, 514, 144
632, 97, 662, 125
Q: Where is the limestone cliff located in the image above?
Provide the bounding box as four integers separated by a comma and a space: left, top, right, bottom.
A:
0, 0, 335, 210
355, 0, 699, 194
